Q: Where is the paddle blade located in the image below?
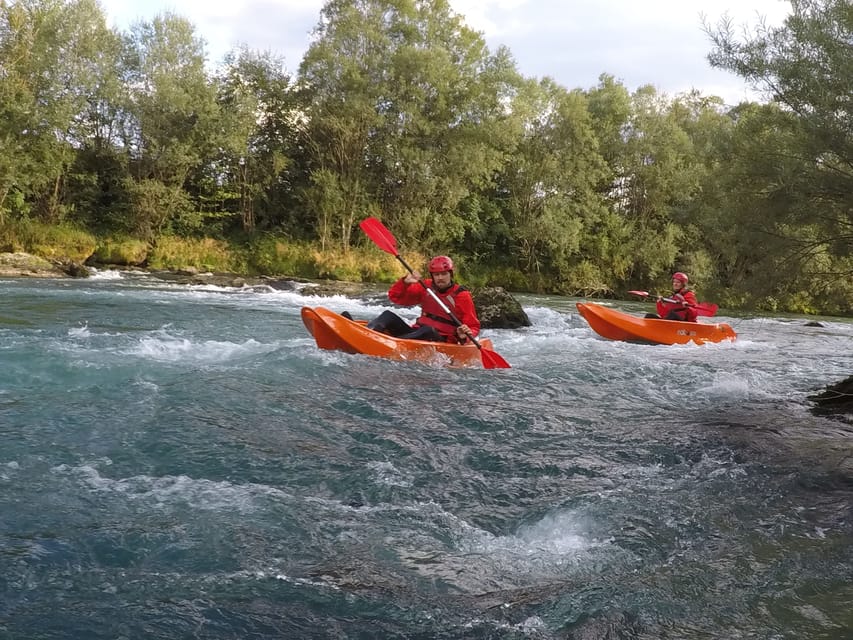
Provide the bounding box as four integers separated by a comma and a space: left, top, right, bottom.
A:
694, 302, 718, 317
359, 217, 398, 256
479, 346, 511, 369
628, 290, 650, 298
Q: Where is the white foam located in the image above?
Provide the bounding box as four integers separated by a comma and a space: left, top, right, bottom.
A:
459, 509, 591, 558
86, 268, 126, 280
366, 461, 413, 487
515, 511, 590, 554
53, 464, 293, 514
127, 336, 279, 363
700, 373, 756, 399
67, 324, 90, 338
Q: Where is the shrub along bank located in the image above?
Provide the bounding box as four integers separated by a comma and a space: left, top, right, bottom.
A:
1, 220, 850, 317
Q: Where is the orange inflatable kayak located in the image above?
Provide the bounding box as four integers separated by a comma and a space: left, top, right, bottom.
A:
576, 302, 736, 345
301, 307, 495, 367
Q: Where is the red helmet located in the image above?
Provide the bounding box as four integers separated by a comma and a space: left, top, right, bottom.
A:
428, 255, 454, 273
672, 272, 689, 284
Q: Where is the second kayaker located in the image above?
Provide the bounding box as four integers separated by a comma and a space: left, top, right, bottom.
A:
655, 272, 699, 321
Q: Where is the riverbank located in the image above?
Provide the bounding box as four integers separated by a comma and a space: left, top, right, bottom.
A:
0, 251, 531, 328
0, 251, 380, 293
0, 252, 79, 278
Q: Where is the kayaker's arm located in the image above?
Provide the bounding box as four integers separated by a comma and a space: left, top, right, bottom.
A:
389, 277, 426, 305
453, 292, 480, 340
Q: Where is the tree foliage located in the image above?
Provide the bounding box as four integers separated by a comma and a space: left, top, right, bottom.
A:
299, 0, 519, 251
705, 0, 853, 310
214, 47, 297, 233
0, 0, 850, 314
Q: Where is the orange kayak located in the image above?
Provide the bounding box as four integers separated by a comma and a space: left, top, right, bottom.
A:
301, 307, 495, 367
576, 302, 736, 345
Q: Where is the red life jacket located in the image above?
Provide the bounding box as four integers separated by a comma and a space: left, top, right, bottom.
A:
388, 277, 480, 342
656, 288, 699, 322
416, 283, 471, 341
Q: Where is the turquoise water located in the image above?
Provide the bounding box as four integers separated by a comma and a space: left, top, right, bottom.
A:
1, 272, 851, 639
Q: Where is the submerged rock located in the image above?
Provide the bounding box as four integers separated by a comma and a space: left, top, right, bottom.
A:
809, 374, 853, 422
55, 260, 91, 278
308, 281, 383, 298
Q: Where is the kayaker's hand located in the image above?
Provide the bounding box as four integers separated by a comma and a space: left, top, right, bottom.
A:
456, 324, 472, 342
404, 271, 421, 284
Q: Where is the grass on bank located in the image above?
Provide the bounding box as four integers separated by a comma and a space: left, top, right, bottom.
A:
139, 233, 421, 283
3, 221, 849, 315
0, 221, 420, 283
0, 219, 658, 294
0, 220, 97, 262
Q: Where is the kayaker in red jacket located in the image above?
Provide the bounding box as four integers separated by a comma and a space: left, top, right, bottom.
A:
366, 255, 480, 343
656, 272, 699, 322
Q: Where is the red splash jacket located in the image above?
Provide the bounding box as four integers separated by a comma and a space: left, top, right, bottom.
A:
388, 278, 481, 343
656, 289, 699, 322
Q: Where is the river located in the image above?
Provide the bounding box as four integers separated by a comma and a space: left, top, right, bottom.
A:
1, 271, 851, 639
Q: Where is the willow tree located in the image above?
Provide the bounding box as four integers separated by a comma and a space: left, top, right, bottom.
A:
663, 92, 748, 298
491, 77, 610, 293
367, 0, 519, 251
298, 0, 519, 252
121, 12, 220, 238
297, 0, 387, 250
705, 0, 853, 313
0, 0, 116, 222
215, 47, 298, 233
618, 87, 712, 288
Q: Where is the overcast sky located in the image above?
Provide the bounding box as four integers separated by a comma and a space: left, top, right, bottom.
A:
99, 0, 791, 105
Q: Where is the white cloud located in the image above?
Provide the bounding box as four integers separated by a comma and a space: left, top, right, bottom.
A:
447, 0, 530, 37
99, 0, 791, 103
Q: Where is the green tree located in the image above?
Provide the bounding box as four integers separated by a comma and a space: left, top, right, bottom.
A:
492, 78, 609, 292
122, 12, 220, 238
586, 74, 631, 182
214, 47, 298, 233
0, 0, 115, 222
588, 84, 712, 290
366, 0, 519, 250
62, 6, 132, 231
298, 0, 385, 250
298, 0, 519, 251
660, 90, 734, 290
705, 0, 853, 310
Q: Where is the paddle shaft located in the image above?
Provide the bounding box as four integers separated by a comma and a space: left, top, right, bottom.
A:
631, 291, 699, 305
661, 297, 718, 316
